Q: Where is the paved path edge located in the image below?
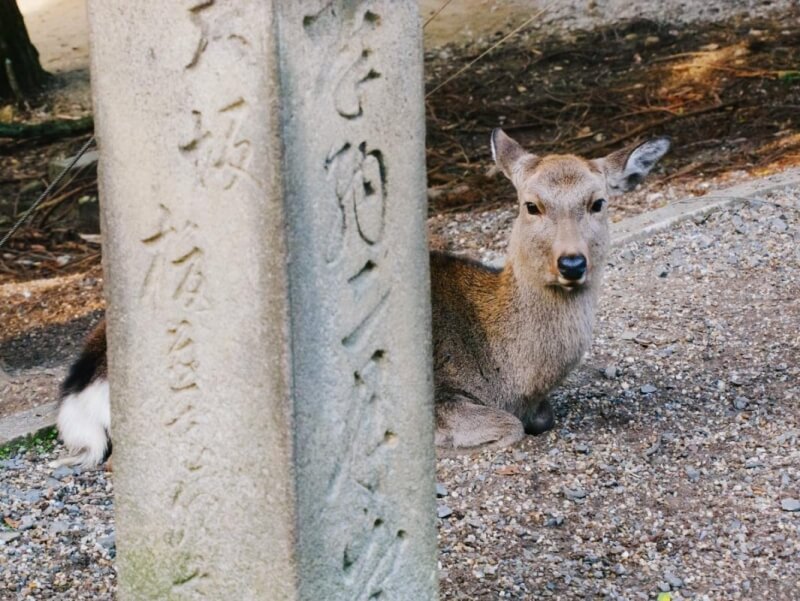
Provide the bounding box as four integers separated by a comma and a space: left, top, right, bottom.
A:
0, 401, 58, 447
611, 168, 800, 247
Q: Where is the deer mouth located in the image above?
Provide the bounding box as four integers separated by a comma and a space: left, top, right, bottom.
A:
556, 274, 587, 290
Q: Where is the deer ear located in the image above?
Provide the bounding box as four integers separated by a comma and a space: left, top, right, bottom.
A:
491, 129, 538, 186
599, 137, 671, 194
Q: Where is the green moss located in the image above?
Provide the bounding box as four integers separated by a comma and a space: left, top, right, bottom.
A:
122, 547, 202, 599
0, 427, 58, 460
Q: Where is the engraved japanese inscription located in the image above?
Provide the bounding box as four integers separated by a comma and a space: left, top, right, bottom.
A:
307, 3, 408, 597
141, 205, 208, 394
181, 1, 257, 192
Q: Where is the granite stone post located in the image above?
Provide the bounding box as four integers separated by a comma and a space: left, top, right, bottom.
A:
88, 1, 436, 599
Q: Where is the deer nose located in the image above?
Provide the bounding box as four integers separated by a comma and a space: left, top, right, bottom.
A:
557, 254, 587, 281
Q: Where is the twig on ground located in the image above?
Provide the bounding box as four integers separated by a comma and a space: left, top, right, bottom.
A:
426, 5, 552, 98
423, 0, 455, 29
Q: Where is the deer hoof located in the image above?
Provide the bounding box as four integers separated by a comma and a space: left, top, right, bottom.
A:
524, 399, 554, 435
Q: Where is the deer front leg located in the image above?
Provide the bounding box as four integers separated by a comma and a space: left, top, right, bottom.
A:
435, 396, 526, 456
520, 398, 555, 435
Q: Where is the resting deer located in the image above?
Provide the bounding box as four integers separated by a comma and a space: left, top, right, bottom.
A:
52, 129, 669, 468
432, 129, 670, 454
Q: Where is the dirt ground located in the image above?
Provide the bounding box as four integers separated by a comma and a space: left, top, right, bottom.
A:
425, 11, 800, 217
17, 0, 89, 73
3, 2, 799, 282
2, 188, 797, 600
1, 2, 799, 599
433, 186, 800, 601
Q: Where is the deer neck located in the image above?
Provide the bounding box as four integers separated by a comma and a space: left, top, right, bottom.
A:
497, 253, 601, 396
498, 251, 602, 339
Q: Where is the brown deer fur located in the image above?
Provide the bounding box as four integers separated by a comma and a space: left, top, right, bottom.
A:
53, 130, 669, 468
431, 129, 670, 454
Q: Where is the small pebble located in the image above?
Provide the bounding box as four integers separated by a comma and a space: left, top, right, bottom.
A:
19, 515, 36, 531
685, 467, 701, 482
664, 571, 684, 589
545, 515, 565, 527
564, 487, 587, 501
0, 531, 21, 543
733, 396, 749, 410
780, 498, 800, 512
512, 450, 528, 462
49, 520, 70, 535
52, 466, 73, 480
770, 217, 788, 232
98, 533, 116, 550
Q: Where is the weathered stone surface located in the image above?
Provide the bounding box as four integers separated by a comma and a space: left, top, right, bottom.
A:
88, 1, 435, 600
277, 4, 437, 600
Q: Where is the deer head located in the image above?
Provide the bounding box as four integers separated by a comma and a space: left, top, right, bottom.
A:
491, 129, 670, 291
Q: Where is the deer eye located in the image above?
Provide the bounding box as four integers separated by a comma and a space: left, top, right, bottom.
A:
525, 202, 541, 216
590, 198, 606, 213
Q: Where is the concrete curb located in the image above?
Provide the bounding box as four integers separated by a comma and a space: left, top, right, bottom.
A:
611, 168, 800, 247
0, 401, 58, 447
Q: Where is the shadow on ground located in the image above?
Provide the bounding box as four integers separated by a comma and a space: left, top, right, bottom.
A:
0, 310, 101, 371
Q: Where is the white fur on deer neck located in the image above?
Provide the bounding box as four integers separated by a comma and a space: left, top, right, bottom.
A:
493, 258, 600, 414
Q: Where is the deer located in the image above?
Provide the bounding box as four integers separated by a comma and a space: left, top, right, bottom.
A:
51, 129, 669, 468
431, 129, 670, 454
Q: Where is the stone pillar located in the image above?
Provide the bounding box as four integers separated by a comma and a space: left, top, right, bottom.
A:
88, 1, 436, 600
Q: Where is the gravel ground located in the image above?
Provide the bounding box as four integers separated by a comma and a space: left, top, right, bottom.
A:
0, 453, 115, 600
1, 188, 798, 598
436, 186, 800, 599
421, 0, 798, 47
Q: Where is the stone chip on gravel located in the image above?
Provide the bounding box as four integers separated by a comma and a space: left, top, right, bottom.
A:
664, 571, 684, 589
0, 531, 21, 543
563, 487, 587, 501
781, 498, 800, 512
733, 396, 749, 410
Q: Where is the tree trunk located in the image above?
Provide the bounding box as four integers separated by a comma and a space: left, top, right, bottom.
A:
0, 0, 49, 101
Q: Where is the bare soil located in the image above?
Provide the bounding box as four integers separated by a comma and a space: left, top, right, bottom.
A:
0, 267, 102, 416
425, 11, 800, 217
0, 5, 799, 599
435, 189, 800, 600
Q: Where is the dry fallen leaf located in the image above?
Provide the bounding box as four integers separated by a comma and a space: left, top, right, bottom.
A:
4, 517, 20, 529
